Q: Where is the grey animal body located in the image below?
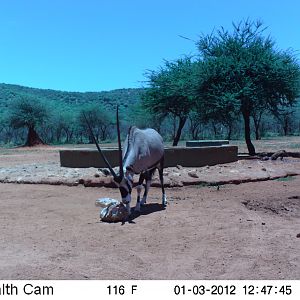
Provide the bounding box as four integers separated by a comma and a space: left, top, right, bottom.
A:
120, 126, 167, 214
123, 126, 164, 174
84, 108, 167, 218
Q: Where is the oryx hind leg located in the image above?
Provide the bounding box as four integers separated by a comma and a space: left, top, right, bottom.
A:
141, 169, 155, 206
158, 157, 167, 207
135, 172, 146, 212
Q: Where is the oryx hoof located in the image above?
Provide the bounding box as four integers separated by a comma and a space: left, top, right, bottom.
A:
134, 203, 141, 212
140, 196, 147, 206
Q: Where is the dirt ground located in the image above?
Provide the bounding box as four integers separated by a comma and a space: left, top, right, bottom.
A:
0, 141, 300, 280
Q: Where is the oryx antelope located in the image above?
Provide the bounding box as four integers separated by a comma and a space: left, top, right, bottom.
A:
84, 107, 167, 214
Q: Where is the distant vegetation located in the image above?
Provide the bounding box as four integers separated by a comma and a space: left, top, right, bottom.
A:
0, 19, 300, 153
143, 20, 300, 154
0, 81, 299, 149
0, 83, 144, 146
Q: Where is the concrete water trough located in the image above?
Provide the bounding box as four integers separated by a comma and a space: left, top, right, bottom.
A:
186, 140, 229, 147
59, 145, 238, 168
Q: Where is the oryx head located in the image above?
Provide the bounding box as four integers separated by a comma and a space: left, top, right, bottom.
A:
83, 106, 133, 206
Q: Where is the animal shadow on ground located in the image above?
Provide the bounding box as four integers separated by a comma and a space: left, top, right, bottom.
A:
124, 203, 165, 224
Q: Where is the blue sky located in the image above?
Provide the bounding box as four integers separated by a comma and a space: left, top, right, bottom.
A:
0, 0, 300, 92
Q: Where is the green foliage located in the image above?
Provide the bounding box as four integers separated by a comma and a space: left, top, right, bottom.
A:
0, 83, 144, 145
196, 19, 300, 154
142, 57, 199, 145
1, 19, 300, 147
0, 83, 143, 114
197, 20, 300, 113
126, 103, 164, 131
78, 103, 114, 142
143, 57, 198, 118
8, 95, 50, 129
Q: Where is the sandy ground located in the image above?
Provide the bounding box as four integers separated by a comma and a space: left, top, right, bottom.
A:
0, 142, 300, 280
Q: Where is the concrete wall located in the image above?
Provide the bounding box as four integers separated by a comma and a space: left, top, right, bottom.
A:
186, 140, 229, 147
60, 145, 238, 168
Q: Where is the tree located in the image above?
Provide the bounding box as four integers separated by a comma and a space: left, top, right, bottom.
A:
197, 19, 300, 155
272, 106, 295, 136
126, 103, 165, 132
8, 95, 49, 146
196, 91, 240, 140
142, 57, 198, 146
188, 110, 204, 140
252, 105, 267, 140
60, 112, 77, 143
78, 105, 113, 142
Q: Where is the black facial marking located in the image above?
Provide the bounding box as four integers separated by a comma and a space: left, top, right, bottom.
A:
119, 186, 128, 198
126, 181, 132, 194
114, 176, 122, 184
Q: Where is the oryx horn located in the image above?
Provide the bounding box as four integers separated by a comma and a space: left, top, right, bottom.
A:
116, 105, 124, 179
83, 112, 118, 180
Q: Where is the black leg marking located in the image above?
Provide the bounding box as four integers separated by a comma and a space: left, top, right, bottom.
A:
135, 172, 146, 212
141, 169, 155, 205
159, 157, 167, 207
138, 172, 146, 185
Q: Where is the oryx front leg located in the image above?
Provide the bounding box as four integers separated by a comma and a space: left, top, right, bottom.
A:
135, 184, 143, 212
141, 179, 151, 206
159, 167, 167, 207
141, 169, 155, 206
126, 203, 131, 214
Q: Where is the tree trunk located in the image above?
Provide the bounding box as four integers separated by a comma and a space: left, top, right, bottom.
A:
4, 127, 14, 144
188, 116, 201, 140
100, 126, 108, 141
227, 124, 232, 140
252, 116, 260, 140
25, 125, 45, 146
171, 116, 177, 140
172, 117, 186, 146
254, 125, 261, 140
283, 117, 289, 136
212, 123, 217, 138
242, 111, 256, 155
252, 111, 263, 140
64, 128, 73, 143
56, 128, 63, 143
192, 126, 201, 140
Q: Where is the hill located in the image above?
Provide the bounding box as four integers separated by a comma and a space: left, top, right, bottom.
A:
0, 82, 299, 146
0, 83, 144, 117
